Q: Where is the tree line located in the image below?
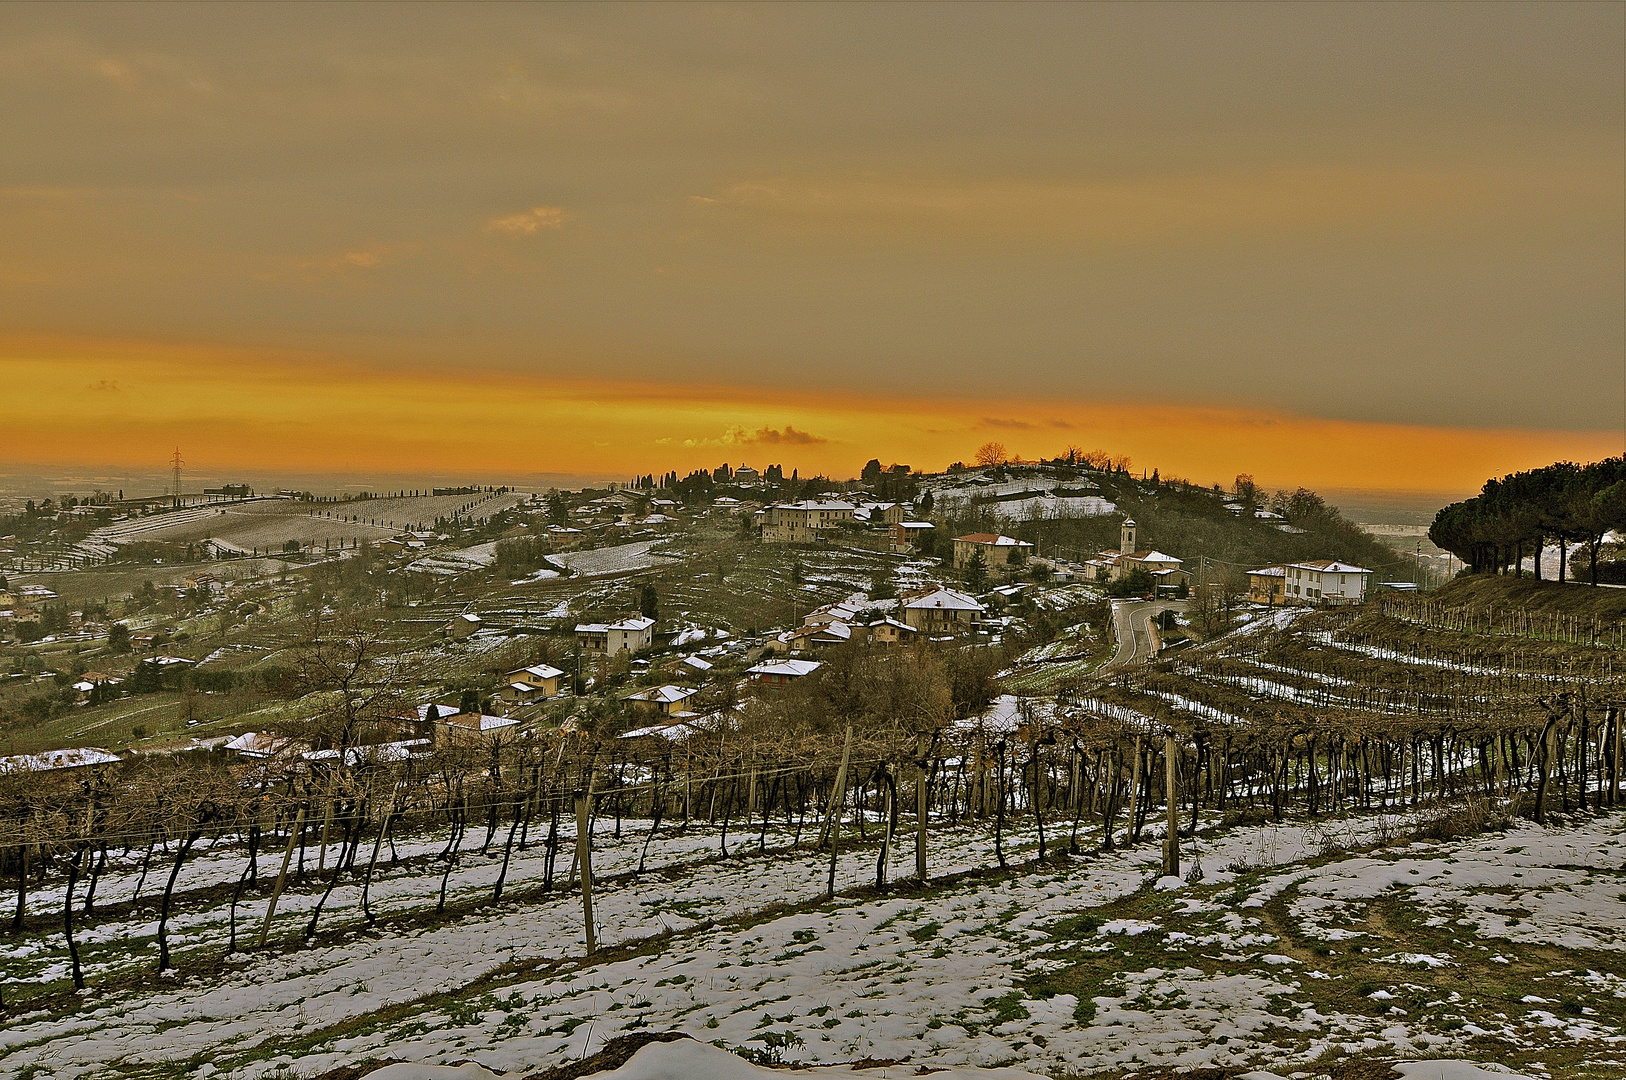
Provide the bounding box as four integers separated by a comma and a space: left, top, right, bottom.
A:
1430, 457, 1626, 582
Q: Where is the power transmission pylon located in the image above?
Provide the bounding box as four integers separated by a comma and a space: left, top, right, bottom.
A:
170, 449, 184, 507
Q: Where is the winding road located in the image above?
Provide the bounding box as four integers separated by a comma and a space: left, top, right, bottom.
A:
1107, 599, 1185, 668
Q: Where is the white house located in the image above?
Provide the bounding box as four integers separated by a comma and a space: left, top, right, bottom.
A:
575, 615, 656, 657
1284, 561, 1372, 605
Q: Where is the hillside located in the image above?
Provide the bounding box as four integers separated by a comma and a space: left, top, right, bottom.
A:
1429, 574, 1626, 620
934, 464, 1410, 581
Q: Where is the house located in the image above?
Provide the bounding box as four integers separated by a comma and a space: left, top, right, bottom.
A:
804, 599, 868, 628
888, 521, 935, 553
1246, 566, 1287, 605
1284, 561, 1372, 605
224, 731, 307, 760
951, 534, 1034, 578
575, 615, 656, 657
622, 683, 700, 717
447, 613, 482, 640
502, 664, 566, 704
303, 738, 432, 768
545, 526, 586, 549
747, 658, 823, 686
760, 501, 855, 543
854, 502, 906, 526
667, 654, 713, 680
434, 712, 520, 748
1118, 549, 1185, 580
866, 617, 918, 646
499, 680, 547, 707
900, 588, 985, 634
782, 622, 852, 653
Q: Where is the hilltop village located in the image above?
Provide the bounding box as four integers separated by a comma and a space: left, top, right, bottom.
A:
0, 454, 1404, 758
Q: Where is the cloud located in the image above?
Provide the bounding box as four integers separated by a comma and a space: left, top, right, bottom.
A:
981, 416, 1033, 430
485, 206, 568, 236
86, 379, 121, 392
663, 424, 829, 449
253, 242, 415, 281
737, 424, 826, 445
1049, 419, 1073, 429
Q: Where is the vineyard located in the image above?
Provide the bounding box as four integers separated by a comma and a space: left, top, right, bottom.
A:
2, 594, 1624, 1080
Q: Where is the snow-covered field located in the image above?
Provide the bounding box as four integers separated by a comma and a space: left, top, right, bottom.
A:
547, 541, 682, 578
6, 803, 1619, 1080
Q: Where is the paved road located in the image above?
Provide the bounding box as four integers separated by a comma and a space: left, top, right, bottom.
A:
1107, 599, 1185, 668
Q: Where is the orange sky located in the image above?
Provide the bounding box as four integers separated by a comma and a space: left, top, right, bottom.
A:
3, 345, 1616, 494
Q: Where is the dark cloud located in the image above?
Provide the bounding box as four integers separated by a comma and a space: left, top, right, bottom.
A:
982, 417, 1033, 430
745, 425, 826, 446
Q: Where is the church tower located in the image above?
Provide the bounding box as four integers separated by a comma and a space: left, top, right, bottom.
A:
1120, 517, 1137, 554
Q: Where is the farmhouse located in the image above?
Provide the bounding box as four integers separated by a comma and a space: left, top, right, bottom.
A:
747, 658, 822, 686
433, 712, 519, 748
621, 684, 700, 717
866, 617, 918, 646
1246, 565, 1287, 605
951, 534, 1033, 578
900, 588, 985, 634
447, 613, 482, 640
502, 663, 566, 704
1284, 561, 1372, 605
575, 615, 656, 657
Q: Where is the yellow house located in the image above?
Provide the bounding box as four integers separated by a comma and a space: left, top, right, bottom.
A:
1246, 566, 1287, 605
761, 500, 855, 543
951, 534, 1034, 577
622, 684, 701, 716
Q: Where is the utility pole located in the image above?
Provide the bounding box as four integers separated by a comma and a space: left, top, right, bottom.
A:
170, 449, 184, 508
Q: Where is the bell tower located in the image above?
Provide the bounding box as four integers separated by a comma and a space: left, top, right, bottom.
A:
1120, 517, 1137, 554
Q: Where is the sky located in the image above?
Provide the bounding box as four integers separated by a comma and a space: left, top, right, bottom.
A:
2, 4, 1622, 494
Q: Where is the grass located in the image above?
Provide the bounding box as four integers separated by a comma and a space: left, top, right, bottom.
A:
1432, 573, 1626, 621
1010, 823, 1626, 1080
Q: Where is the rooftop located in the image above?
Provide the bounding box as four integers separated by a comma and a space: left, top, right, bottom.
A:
954, 533, 1033, 547
747, 658, 823, 678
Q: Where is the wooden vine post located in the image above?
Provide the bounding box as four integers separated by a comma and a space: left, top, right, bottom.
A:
576, 789, 596, 956
258, 807, 305, 947
1163, 732, 1180, 879
915, 732, 930, 882
825, 724, 853, 900
1126, 735, 1142, 845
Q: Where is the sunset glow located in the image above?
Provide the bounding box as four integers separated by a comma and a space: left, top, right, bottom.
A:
4, 345, 1614, 493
